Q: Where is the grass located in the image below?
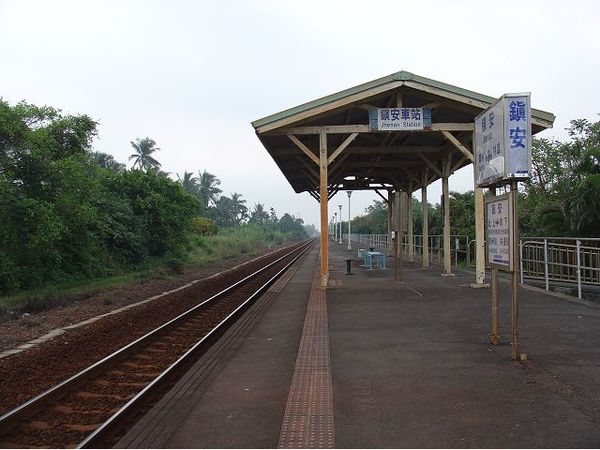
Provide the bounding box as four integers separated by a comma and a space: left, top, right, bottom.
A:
0, 225, 303, 319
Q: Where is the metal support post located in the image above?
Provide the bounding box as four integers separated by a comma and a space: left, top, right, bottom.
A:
338, 204, 343, 244
519, 240, 524, 284
441, 174, 453, 276
347, 190, 352, 251
455, 237, 459, 266
577, 240, 582, 299
489, 187, 500, 345
319, 132, 329, 289
510, 181, 520, 360
544, 238, 549, 291
491, 267, 500, 345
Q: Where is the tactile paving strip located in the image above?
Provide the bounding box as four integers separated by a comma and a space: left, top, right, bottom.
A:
278, 270, 335, 448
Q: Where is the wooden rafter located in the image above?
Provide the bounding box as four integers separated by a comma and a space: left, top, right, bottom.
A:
374, 189, 389, 204
451, 156, 468, 174
417, 154, 443, 177
400, 167, 420, 185
287, 134, 319, 165
441, 130, 474, 162
273, 123, 474, 135
296, 155, 319, 178
328, 132, 359, 165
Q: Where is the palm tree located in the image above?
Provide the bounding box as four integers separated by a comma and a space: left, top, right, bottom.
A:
230, 192, 248, 223
177, 171, 199, 196
198, 170, 222, 208
249, 203, 269, 224
92, 152, 125, 172
129, 137, 161, 171
213, 196, 236, 227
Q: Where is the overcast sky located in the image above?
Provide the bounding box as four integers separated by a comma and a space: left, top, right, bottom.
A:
1, 0, 598, 226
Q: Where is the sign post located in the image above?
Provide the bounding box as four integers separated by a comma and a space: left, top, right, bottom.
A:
476, 93, 531, 361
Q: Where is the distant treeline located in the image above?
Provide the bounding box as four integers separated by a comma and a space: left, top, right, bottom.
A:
0, 100, 309, 295
346, 118, 600, 239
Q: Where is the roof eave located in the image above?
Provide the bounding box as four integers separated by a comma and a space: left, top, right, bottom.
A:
252, 71, 555, 133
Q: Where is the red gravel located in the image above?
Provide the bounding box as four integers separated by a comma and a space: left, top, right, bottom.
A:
0, 253, 298, 448
0, 248, 287, 351
0, 243, 302, 418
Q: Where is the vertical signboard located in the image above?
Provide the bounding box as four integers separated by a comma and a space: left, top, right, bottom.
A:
505, 95, 532, 178
485, 193, 514, 271
475, 93, 531, 187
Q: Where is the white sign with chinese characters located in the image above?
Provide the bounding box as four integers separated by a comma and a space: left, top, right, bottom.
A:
475, 93, 532, 187
369, 108, 432, 131
485, 194, 514, 271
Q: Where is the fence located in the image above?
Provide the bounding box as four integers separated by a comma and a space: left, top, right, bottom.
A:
520, 237, 600, 299
348, 234, 470, 267
348, 234, 600, 300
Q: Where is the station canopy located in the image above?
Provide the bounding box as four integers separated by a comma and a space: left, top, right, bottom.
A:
252, 71, 555, 199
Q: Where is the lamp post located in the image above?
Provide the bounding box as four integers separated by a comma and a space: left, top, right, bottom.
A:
333, 212, 337, 242
338, 204, 343, 244
347, 190, 352, 250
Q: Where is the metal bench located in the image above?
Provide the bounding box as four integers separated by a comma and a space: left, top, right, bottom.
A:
365, 251, 386, 270
357, 249, 367, 266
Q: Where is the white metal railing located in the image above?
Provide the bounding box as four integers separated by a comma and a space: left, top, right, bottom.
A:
520, 237, 600, 299
346, 234, 600, 300
348, 234, 470, 267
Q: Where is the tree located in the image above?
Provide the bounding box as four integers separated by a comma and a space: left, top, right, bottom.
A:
249, 203, 269, 224
230, 192, 248, 223
212, 196, 236, 227
177, 171, 199, 197
91, 152, 125, 172
198, 170, 222, 208
129, 137, 161, 171
269, 207, 278, 223
521, 117, 600, 237
448, 191, 475, 238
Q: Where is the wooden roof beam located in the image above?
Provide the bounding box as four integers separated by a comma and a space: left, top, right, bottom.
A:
328, 132, 359, 165
450, 156, 468, 175
374, 189, 389, 204
344, 161, 423, 168
400, 167, 420, 185
287, 134, 319, 165
418, 153, 443, 177
441, 130, 474, 162
348, 146, 443, 155
273, 123, 473, 135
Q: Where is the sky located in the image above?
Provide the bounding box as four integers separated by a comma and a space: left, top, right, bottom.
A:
1, 0, 598, 227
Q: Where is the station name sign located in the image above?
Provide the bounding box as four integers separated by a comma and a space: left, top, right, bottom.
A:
475, 93, 532, 187
369, 107, 432, 131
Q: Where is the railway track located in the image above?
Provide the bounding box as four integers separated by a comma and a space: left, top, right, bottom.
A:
0, 239, 314, 448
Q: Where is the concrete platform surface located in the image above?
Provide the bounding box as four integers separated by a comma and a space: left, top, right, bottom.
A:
118, 242, 600, 448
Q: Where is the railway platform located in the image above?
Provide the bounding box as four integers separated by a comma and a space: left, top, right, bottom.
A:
118, 241, 600, 448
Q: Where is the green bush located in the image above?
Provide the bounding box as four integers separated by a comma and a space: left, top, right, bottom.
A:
191, 217, 218, 236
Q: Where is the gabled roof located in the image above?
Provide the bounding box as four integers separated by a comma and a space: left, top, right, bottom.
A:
251, 71, 556, 196
252, 70, 555, 133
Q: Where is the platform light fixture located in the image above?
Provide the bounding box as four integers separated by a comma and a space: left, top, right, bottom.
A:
333, 212, 337, 242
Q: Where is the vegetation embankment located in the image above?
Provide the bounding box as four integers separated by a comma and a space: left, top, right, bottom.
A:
346, 118, 600, 240
0, 99, 313, 316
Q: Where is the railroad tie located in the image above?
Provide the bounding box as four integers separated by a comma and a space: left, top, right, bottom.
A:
278, 270, 334, 449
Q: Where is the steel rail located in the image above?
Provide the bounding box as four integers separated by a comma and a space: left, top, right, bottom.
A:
78, 238, 314, 448
0, 239, 314, 447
